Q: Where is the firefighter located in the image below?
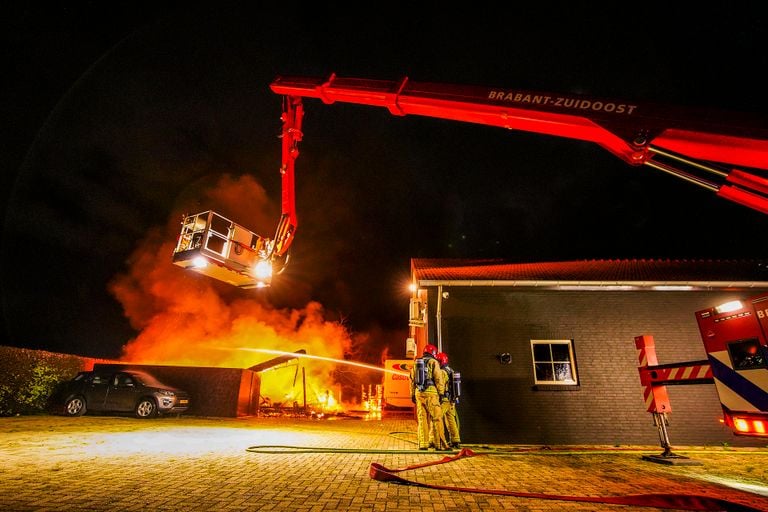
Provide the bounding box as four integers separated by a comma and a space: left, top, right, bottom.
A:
436, 351, 461, 449
410, 343, 449, 450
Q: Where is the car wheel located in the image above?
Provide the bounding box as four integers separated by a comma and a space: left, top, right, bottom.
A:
64, 396, 86, 417
135, 398, 158, 418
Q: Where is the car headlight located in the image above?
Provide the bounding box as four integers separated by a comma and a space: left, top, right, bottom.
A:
158, 390, 175, 397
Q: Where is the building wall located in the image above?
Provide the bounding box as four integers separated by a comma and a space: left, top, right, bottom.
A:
433, 287, 768, 446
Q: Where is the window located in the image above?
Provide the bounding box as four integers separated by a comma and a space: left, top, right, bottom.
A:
116, 374, 135, 387
727, 338, 766, 370
91, 374, 109, 385
531, 339, 578, 385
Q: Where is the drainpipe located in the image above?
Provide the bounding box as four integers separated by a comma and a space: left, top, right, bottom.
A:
436, 285, 444, 352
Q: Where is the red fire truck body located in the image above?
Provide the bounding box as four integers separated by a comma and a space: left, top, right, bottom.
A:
636, 294, 768, 442
695, 294, 768, 435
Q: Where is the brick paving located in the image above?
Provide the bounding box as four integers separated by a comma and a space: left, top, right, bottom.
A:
0, 414, 766, 511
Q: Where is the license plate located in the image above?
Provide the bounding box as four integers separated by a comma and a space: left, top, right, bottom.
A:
179, 399, 189, 405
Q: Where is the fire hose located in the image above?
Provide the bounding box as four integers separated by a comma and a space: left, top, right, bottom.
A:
370, 448, 764, 512
245, 444, 766, 512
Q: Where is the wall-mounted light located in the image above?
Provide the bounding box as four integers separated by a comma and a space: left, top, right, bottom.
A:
497, 353, 512, 365
442, 291, 450, 299
715, 300, 743, 314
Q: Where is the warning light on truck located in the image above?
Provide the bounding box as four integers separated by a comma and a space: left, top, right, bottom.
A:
715, 300, 744, 314
732, 415, 767, 435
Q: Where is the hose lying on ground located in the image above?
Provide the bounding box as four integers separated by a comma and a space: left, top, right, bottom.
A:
368, 448, 765, 512
245, 443, 766, 512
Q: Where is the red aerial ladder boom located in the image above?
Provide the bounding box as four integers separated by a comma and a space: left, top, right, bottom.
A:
174, 73, 768, 289
270, 73, 768, 216
273, 94, 303, 259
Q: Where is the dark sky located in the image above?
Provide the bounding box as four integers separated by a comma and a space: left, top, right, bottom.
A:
3, 5, 767, 360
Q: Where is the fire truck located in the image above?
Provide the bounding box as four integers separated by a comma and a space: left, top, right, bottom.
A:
171, 74, 768, 435
696, 295, 768, 436
173, 73, 768, 288
634, 293, 768, 452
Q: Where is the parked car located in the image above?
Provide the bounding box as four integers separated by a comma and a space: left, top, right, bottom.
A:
48, 369, 190, 418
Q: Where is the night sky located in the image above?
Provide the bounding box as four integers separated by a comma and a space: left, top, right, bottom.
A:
3, 5, 767, 361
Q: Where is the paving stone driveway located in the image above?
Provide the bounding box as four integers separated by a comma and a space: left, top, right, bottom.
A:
1, 414, 766, 511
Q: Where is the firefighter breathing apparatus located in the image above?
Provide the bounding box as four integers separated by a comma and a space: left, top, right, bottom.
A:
451, 371, 460, 402
413, 345, 440, 391
413, 355, 438, 392
413, 357, 426, 390
442, 367, 460, 403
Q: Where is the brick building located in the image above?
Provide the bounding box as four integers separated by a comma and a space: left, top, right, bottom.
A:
408, 258, 768, 447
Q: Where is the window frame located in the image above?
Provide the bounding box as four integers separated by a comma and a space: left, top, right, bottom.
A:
530, 339, 579, 386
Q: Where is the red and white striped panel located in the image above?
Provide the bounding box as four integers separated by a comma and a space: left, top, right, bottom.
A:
648, 364, 713, 383
641, 383, 670, 413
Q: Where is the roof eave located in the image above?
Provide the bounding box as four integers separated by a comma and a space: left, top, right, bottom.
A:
415, 279, 768, 290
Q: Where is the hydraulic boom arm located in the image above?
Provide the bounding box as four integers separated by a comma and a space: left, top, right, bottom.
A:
272, 95, 303, 259
271, 73, 768, 215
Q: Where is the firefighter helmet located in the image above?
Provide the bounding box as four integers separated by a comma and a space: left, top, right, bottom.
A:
436, 352, 449, 367
423, 344, 438, 356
